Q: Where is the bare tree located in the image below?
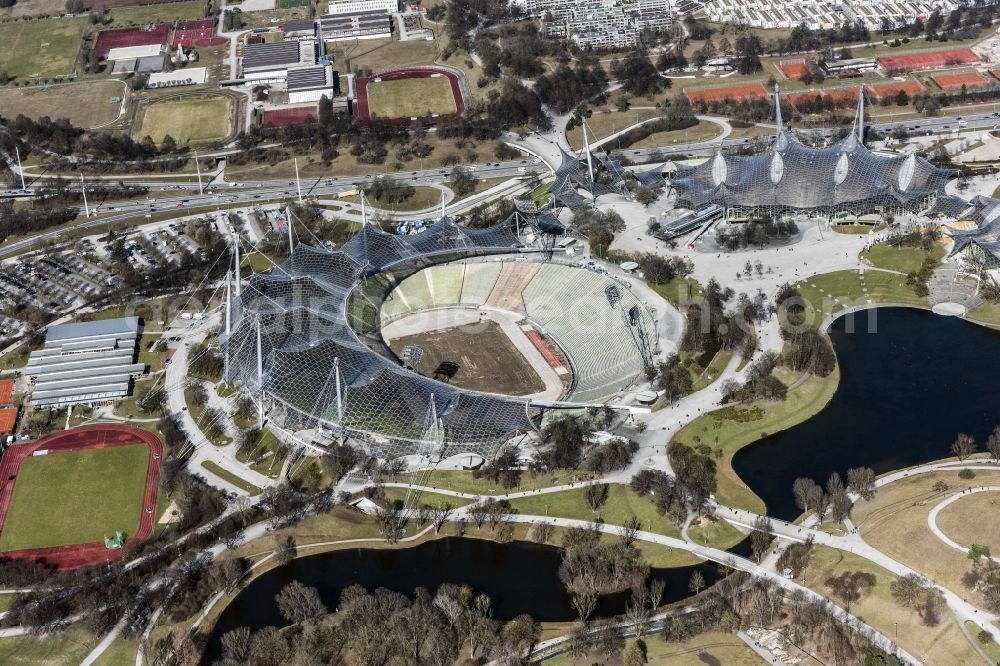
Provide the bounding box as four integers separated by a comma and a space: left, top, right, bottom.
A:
749, 516, 772, 562
585, 483, 610, 512
571, 593, 597, 622
688, 570, 706, 595
986, 425, 1000, 463
431, 503, 452, 534
951, 433, 977, 461
792, 477, 824, 514
618, 515, 641, 547
275, 580, 327, 623
846, 467, 876, 501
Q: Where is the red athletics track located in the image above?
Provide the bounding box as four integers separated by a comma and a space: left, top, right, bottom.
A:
0, 425, 162, 570
353, 67, 465, 125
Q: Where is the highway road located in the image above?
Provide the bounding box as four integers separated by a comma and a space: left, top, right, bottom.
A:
0, 160, 544, 259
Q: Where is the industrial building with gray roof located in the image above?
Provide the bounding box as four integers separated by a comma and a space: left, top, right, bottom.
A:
24, 317, 144, 408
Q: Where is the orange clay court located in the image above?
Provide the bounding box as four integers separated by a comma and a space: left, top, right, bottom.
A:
685, 82, 769, 104
932, 70, 990, 90
0, 379, 12, 404
866, 80, 926, 100
779, 60, 809, 79
784, 86, 858, 109
0, 408, 17, 435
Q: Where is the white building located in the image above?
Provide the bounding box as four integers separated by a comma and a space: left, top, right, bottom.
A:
287, 64, 335, 103
105, 44, 164, 61
147, 67, 209, 87
326, 0, 397, 16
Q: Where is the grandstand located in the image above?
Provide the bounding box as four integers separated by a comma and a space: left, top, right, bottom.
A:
380, 260, 655, 405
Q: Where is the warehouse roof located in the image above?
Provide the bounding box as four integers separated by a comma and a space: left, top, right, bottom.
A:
25, 316, 143, 407
243, 40, 305, 71
287, 65, 330, 91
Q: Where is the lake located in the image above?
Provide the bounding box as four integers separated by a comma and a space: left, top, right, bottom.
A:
733, 307, 1000, 520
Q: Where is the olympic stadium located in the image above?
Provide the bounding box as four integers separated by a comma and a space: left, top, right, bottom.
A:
220, 216, 657, 461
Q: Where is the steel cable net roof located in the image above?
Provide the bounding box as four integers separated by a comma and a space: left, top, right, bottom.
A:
551, 149, 626, 209
223, 218, 536, 459
669, 89, 952, 214
944, 195, 1000, 266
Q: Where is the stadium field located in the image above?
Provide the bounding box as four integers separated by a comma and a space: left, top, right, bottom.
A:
0, 80, 125, 128
0, 17, 87, 80
0, 443, 149, 552
387, 320, 544, 395
136, 95, 234, 145
367, 76, 457, 119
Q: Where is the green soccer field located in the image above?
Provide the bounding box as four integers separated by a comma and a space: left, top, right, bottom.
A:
367, 76, 457, 119
0, 444, 149, 552
0, 17, 88, 80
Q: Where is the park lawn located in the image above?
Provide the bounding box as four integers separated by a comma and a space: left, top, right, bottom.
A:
794, 269, 927, 327
137, 96, 234, 146
0, 81, 125, 128
672, 368, 840, 515
855, 469, 1000, 606
544, 632, 762, 665
106, 0, 204, 25
382, 487, 472, 509
967, 300, 1000, 327
0, 444, 149, 551
345, 186, 442, 212
92, 636, 138, 666
692, 349, 733, 391
687, 514, 746, 550
367, 76, 457, 119
0, 627, 97, 665
627, 120, 726, 150
862, 242, 945, 274
935, 490, 1000, 553
200, 461, 261, 496
649, 275, 704, 308
387, 468, 588, 495
0, 17, 87, 80
506, 483, 683, 540
799, 545, 982, 665
967, 621, 1000, 664
328, 37, 439, 74
565, 107, 660, 149
138, 333, 171, 372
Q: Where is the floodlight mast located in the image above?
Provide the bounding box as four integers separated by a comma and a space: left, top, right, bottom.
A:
256, 318, 264, 428
294, 157, 303, 203
286, 209, 294, 254
80, 173, 89, 218
14, 147, 26, 191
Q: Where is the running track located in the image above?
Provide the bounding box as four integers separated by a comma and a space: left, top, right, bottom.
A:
354, 67, 465, 125
0, 425, 162, 569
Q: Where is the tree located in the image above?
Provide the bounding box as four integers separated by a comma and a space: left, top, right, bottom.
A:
688, 570, 705, 595
986, 425, 1000, 463
623, 638, 648, 666
968, 543, 992, 564
951, 432, 976, 461
792, 477, 824, 514
220, 627, 252, 662
846, 467, 876, 501
274, 580, 327, 623
825, 571, 876, 612
449, 167, 478, 197
890, 573, 926, 608
749, 516, 772, 562
585, 483, 610, 512
571, 593, 597, 622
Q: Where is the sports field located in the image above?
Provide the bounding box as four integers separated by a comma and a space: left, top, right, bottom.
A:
0, 443, 149, 552
367, 76, 457, 119
136, 95, 234, 145
0, 80, 125, 128
387, 320, 544, 395
0, 16, 87, 80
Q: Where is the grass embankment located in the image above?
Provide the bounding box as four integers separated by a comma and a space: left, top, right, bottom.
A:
0, 627, 97, 665
386, 468, 589, 496
0, 444, 149, 551
344, 186, 442, 213
853, 467, 1000, 607
201, 461, 262, 496
542, 631, 762, 665
795, 269, 928, 326
935, 489, 1000, 553
799, 545, 983, 664
862, 242, 946, 275
671, 368, 840, 515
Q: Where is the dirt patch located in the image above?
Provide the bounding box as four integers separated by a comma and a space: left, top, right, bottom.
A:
386, 320, 544, 396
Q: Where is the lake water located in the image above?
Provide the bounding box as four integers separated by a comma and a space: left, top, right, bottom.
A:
204, 536, 721, 660
733, 307, 1000, 520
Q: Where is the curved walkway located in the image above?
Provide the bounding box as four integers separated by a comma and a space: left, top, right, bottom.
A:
927, 486, 1000, 563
